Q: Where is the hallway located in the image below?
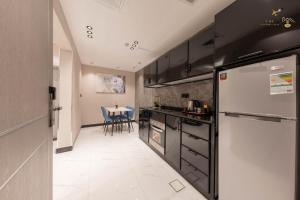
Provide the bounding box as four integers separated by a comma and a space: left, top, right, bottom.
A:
53, 124, 206, 200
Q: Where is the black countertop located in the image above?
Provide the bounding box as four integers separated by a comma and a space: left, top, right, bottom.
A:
140, 107, 213, 124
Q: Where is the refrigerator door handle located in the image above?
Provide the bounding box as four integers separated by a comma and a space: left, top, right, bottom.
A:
221, 112, 292, 123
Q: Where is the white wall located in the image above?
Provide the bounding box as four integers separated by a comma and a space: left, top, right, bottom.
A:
54, 0, 82, 147
80, 65, 135, 125
57, 50, 73, 148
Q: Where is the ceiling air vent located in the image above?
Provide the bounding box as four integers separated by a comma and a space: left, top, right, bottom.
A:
94, 0, 127, 9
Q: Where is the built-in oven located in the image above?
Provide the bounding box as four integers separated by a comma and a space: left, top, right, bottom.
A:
149, 112, 166, 155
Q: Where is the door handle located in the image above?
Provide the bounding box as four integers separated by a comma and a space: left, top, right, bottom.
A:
238, 50, 264, 60
53, 106, 63, 111
151, 125, 164, 133
223, 112, 284, 122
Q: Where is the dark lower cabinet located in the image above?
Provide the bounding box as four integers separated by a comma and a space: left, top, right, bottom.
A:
165, 115, 181, 169
139, 109, 150, 143
181, 159, 209, 193
139, 110, 213, 199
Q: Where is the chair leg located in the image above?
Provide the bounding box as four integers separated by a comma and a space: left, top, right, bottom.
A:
131, 122, 134, 131
103, 120, 106, 131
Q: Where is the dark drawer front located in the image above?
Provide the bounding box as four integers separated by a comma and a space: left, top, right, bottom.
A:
181, 146, 209, 175
181, 159, 209, 193
182, 132, 209, 158
182, 120, 210, 140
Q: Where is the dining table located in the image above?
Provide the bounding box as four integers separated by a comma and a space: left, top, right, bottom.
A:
105, 106, 131, 135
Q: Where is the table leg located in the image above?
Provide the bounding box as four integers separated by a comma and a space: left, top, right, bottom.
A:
111, 112, 115, 136
126, 111, 130, 133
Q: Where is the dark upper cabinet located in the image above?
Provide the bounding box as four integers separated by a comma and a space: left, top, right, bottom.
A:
144, 61, 157, 87
157, 53, 170, 84
215, 0, 300, 67
165, 115, 181, 170
167, 41, 189, 82
188, 25, 214, 76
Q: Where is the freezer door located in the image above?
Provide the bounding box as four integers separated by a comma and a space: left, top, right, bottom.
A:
219, 55, 297, 119
218, 113, 296, 200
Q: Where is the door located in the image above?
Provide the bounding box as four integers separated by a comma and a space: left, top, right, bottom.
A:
218, 55, 298, 200
139, 109, 150, 143
0, 0, 52, 199
144, 61, 157, 87
218, 113, 296, 200
167, 42, 188, 81
157, 54, 170, 84
188, 26, 214, 76
219, 55, 297, 118
165, 115, 181, 169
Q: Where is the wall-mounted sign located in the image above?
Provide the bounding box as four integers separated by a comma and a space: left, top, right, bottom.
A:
261, 8, 296, 29
270, 72, 293, 95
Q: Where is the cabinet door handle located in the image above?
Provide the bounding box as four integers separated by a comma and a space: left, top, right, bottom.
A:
238, 50, 264, 60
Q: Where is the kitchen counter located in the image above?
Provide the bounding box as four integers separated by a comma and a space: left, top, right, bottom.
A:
141, 107, 213, 124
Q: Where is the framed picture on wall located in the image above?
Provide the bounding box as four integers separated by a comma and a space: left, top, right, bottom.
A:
96, 73, 126, 94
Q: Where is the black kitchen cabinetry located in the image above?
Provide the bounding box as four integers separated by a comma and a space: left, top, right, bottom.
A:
146, 24, 214, 86
139, 108, 213, 199
157, 53, 170, 84
165, 115, 181, 170
215, 0, 300, 67
144, 61, 157, 87
167, 41, 189, 82
139, 109, 151, 143
181, 119, 211, 195
188, 25, 214, 76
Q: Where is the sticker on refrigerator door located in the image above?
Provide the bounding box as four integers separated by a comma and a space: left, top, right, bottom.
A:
270, 72, 293, 95
220, 73, 227, 80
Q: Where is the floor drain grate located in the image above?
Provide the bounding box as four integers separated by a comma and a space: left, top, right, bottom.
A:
169, 179, 185, 193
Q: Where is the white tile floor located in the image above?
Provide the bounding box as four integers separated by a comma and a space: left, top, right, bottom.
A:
53, 123, 207, 200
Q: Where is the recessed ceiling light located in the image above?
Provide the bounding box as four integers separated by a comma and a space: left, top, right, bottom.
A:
87, 26, 93, 30
87, 35, 93, 38
87, 31, 93, 34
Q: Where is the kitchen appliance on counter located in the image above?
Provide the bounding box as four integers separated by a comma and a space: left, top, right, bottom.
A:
187, 100, 203, 112
149, 112, 166, 155
218, 54, 298, 200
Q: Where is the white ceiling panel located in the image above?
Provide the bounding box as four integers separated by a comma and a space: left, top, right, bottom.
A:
60, 0, 236, 72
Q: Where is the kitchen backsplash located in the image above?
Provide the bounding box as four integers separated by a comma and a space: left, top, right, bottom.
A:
153, 80, 213, 108
135, 69, 213, 115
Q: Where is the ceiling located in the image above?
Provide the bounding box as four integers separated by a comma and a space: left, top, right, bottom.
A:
60, 0, 235, 72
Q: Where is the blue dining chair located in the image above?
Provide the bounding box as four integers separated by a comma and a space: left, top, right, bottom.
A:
101, 107, 119, 136
119, 106, 135, 131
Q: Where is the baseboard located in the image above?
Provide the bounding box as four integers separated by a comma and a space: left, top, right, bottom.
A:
56, 146, 73, 154
81, 120, 136, 129
81, 123, 104, 128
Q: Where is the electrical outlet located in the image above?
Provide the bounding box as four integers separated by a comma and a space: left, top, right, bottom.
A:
181, 93, 189, 98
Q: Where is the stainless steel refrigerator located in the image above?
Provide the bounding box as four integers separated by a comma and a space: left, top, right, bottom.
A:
218, 55, 298, 200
